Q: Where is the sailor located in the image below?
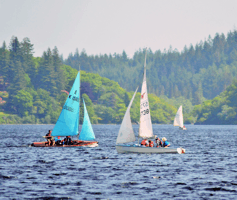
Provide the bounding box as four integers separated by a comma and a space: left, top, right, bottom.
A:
45, 130, 52, 146
149, 140, 154, 147
155, 137, 162, 147
65, 136, 72, 145
46, 130, 52, 137
162, 137, 170, 147
141, 139, 149, 147
55, 136, 62, 145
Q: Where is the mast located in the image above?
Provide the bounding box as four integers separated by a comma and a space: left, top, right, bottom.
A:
78, 65, 81, 139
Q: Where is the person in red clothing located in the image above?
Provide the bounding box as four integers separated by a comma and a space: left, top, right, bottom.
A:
141, 139, 149, 147
149, 140, 154, 147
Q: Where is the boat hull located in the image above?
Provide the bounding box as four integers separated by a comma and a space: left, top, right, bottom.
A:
31, 140, 98, 147
116, 145, 185, 154
179, 127, 187, 130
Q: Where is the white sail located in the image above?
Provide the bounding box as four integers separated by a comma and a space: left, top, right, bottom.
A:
138, 50, 153, 138
173, 105, 184, 128
116, 87, 138, 144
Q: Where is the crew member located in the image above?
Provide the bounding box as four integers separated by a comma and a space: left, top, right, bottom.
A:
45, 130, 52, 146
149, 140, 154, 147
162, 137, 170, 147
141, 139, 149, 147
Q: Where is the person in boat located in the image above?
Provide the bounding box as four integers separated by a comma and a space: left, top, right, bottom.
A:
55, 136, 63, 145
162, 137, 170, 148
155, 137, 162, 147
45, 130, 53, 146
65, 136, 72, 145
149, 140, 154, 147
141, 139, 149, 147
46, 130, 52, 137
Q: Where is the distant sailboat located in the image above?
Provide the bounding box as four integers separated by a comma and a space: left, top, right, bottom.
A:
31, 71, 98, 147
174, 105, 187, 130
116, 50, 185, 154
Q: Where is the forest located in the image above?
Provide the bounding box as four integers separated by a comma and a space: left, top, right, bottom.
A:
1, 29, 237, 124
65, 30, 237, 106
0, 36, 176, 124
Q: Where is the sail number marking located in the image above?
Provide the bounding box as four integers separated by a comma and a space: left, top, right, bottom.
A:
141, 109, 149, 115
141, 101, 149, 115
69, 95, 79, 102
63, 105, 74, 112
140, 101, 148, 109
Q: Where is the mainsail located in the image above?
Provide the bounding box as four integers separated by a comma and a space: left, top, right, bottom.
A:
174, 105, 184, 128
116, 87, 138, 144
52, 72, 80, 137
79, 99, 95, 141
138, 50, 153, 138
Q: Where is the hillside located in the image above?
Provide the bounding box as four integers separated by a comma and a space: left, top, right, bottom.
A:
0, 37, 176, 124
65, 30, 237, 106
2, 33, 237, 125
190, 79, 237, 125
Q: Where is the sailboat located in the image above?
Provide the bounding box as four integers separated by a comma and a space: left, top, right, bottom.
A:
116, 50, 185, 154
173, 105, 187, 130
31, 71, 98, 147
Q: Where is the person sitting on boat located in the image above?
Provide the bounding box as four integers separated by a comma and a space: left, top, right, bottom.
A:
65, 136, 72, 145
155, 137, 162, 147
55, 136, 63, 145
141, 139, 149, 147
162, 137, 170, 148
149, 140, 154, 147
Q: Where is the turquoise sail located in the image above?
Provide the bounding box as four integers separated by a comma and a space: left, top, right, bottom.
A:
52, 72, 80, 137
79, 99, 95, 141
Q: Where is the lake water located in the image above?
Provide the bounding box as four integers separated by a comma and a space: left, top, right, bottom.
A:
0, 124, 237, 199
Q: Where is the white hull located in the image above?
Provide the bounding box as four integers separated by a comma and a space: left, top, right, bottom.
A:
116, 145, 185, 154
179, 127, 187, 130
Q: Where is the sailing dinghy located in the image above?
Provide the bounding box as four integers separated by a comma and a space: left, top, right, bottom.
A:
116, 50, 185, 154
173, 105, 187, 130
31, 71, 98, 147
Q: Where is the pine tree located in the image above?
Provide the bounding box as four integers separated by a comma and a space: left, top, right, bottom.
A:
52, 46, 65, 97
36, 48, 55, 95
0, 41, 9, 89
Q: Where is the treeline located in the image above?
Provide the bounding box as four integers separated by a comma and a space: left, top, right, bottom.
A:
0, 37, 67, 123
190, 79, 237, 124
0, 36, 177, 124
65, 30, 237, 106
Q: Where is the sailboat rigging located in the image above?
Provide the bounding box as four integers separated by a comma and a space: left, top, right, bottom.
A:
116, 49, 185, 154
31, 71, 98, 147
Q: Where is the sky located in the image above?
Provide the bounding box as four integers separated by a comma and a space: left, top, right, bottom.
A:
0, 0, 237, 58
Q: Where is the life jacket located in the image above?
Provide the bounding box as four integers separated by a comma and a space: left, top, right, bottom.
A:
141, 140, 147, 146
149, 141, 154, 147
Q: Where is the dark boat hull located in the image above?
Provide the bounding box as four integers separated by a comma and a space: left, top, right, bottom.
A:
31, 140, 98, 147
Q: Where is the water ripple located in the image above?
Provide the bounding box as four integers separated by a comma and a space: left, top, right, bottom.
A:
1, 124, 237, 199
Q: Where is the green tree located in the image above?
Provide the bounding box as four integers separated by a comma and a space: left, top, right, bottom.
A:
13, 90, 33, 117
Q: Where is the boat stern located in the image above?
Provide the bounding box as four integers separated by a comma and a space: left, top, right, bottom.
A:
177, 147, 185, 154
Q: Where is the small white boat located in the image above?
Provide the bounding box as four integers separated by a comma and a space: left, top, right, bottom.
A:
174, 105, 187, 130
115, 49, 185, 154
